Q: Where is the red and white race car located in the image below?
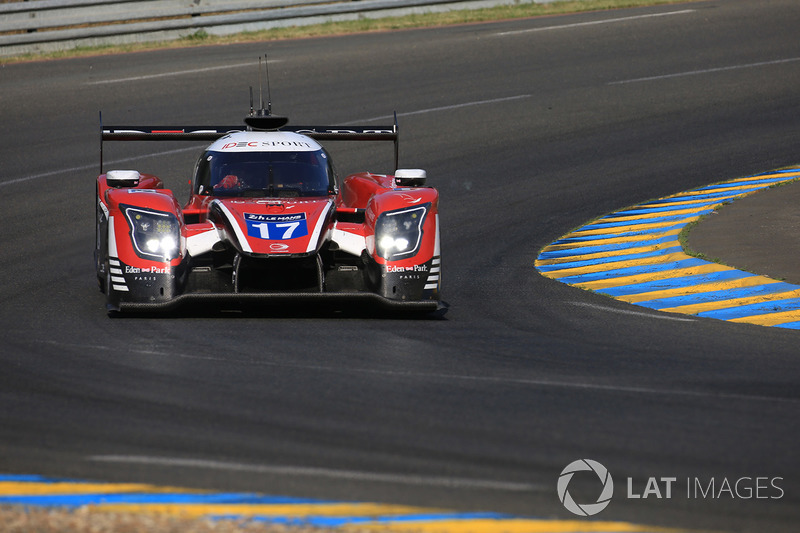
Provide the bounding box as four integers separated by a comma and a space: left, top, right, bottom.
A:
95, 112, 441, 314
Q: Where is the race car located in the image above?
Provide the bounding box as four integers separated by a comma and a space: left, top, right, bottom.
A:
95, 111, 441, 314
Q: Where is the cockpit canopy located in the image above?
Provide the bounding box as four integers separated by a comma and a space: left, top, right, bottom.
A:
193, 132, 336, 198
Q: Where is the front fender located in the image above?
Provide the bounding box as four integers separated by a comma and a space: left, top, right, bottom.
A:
364, 188, 441, 302
103, 188, 187, 310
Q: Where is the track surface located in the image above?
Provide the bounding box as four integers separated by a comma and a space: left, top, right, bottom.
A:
1, 1, 799, 531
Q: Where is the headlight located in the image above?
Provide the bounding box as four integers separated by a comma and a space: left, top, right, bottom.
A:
375, 204, 429, 260
123, 206, 180, 261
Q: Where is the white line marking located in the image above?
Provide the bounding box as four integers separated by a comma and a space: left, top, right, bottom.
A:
37, 339, 799, 404
86, 61, 263, 85
0, 145, 204, 187
347, 94, 532, 123
570, 301, 696, 322
87, 455, 542, 492
493, 9, 695, 37
610, 57, 800, 85
3, 95, 530, 186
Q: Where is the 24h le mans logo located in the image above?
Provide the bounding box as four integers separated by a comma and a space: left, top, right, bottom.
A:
557, 459, 614, 516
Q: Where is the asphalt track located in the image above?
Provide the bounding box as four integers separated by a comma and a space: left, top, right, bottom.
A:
1, 1, 799, 531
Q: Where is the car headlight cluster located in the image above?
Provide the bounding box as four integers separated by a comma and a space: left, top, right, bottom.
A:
375, 204, 429, 260
123, 206, 180, 261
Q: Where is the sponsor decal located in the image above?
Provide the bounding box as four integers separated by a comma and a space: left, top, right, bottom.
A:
245, 212, 308, 240
386, 263, 429, 281
398, 194, 424, 204
386, 264, 428, 273
221, 141, 313, 150
125, 265, 171, 274
132, 275, 159, 282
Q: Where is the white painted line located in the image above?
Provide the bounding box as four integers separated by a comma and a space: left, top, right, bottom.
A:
2, 95, 530, 186
493, 9, 696, 37
569, 301, 696, 322
0, 145, 204, 188
87, 455, 543, 492
86, 61, 266, 85
610, 57, 800, 85
347, 94, 532, 123
37, 339, 800, 404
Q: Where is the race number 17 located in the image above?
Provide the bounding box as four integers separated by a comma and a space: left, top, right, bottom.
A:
252, 221, 301, 239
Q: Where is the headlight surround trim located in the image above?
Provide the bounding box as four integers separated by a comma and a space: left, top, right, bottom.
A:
375, 203, 430, 260
122, 205, 181, 261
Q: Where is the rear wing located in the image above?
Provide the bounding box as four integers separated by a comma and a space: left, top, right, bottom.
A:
100, 114, 400, 172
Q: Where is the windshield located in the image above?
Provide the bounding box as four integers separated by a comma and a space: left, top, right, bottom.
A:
194, 149, 335, 198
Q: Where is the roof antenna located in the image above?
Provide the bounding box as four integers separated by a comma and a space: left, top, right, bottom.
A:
258, 56, 265, 115
244, 54, 289, 130
264, 53, 273, 116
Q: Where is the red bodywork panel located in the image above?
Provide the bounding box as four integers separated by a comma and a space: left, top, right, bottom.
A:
99, 173, 184, 272
211, 197, 334, 255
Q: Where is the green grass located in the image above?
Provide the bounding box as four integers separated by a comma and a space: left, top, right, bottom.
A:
678, 215, 716, 262
1, 0, 697, 64
679, 176, 800, 269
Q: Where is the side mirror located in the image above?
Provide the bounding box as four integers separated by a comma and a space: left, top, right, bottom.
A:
394, 168, 427, 187
106, 170, 141, 188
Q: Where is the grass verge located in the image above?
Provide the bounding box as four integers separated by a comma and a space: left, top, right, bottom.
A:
1, 0, 696, 64
679, 176, 800, 270
0, 505, 339, 533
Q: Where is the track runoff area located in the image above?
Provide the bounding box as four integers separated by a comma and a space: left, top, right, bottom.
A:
0, 474, 689, 533
536, 167, 800, 328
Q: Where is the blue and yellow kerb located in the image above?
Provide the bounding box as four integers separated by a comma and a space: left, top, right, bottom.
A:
0, 474, 681, 532
536, 168, 800, 328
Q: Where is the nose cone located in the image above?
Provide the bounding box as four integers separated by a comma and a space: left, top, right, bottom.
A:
213, 198, 334, 255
